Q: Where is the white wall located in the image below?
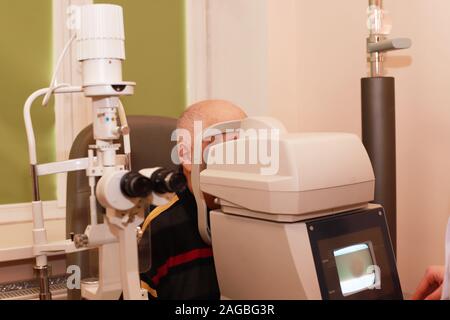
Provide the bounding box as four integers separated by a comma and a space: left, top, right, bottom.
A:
197, 0, 269, 115
387, 0, 450, 295
193, 0, 450, 295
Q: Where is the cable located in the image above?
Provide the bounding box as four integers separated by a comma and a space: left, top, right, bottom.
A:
42, 34, 77, 107
118, 100, 132, 157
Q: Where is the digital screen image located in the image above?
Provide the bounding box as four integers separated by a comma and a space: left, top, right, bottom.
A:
334, 243, 376, 296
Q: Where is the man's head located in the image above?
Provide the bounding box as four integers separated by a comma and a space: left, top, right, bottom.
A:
177, 100, 247, 172
176, 100, 247, 204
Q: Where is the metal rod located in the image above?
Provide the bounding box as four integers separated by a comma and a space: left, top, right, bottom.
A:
369, 50, 384, 77
34, 266, 52, 300
31, 165, 40, 202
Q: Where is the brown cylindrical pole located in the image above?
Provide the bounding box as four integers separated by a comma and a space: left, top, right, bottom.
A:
361, 76, 397, 254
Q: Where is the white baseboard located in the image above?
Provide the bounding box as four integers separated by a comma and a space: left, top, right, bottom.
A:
0, 201, 65, 226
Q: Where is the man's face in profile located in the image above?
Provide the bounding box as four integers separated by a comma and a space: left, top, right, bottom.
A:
181, 131, 240, 210
176, 99, 248, 208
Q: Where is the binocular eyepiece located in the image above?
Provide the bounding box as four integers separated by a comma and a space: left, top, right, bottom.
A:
120, 168, 187, 199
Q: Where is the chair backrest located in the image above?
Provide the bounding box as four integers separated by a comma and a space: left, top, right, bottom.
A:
66, 115, 178, 299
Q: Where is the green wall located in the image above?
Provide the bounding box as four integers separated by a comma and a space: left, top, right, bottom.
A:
0, 0, 56, 204
0, 0, 186, 205
95, 0, 187, 117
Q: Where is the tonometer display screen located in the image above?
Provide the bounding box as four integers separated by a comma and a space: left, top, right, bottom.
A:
334, 243, 376, 296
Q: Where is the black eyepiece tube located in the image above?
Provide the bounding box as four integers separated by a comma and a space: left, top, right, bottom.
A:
120, 168, 188, 199
150, 168, 187, 194
120, 172, 153, 198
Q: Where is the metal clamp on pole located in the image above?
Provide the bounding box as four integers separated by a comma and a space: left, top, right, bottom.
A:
366, 0, 411, 77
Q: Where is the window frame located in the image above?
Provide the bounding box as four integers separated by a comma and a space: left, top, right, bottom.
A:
0, 0, 93, 230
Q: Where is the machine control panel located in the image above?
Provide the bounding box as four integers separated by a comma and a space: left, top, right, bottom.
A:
307, 206, 403, 300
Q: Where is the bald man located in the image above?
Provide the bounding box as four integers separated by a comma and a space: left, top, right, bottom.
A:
177, 100, 247, 208
140, 100, 247, 300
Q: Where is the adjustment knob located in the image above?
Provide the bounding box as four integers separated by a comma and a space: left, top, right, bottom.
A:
74, 234, 89, 249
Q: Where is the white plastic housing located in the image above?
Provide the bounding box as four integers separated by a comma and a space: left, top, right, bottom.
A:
92, 97, 121, 141
77, 4, 125, 61
83, 60, 123, 86
96, 171, 135, 212
200, 118, 375, 221
76, 4, 135, 97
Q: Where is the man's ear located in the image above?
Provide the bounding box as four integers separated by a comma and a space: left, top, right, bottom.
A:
178, 142, 192, 172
